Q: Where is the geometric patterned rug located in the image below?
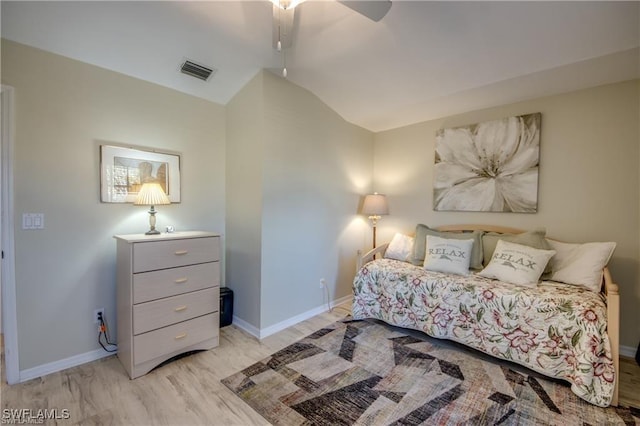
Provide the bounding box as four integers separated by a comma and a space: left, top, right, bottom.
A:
222, 318, 639, 425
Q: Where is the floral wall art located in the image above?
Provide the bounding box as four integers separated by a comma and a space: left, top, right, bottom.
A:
434, 113, 541, 212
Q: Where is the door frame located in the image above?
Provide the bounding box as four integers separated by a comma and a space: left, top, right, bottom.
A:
2, 84, 19, 384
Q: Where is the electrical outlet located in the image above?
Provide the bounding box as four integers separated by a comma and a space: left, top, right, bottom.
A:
93, 308, 104, 324
319, 278, 326, 288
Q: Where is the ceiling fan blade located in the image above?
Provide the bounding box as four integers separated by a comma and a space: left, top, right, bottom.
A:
338, 1, 392, 22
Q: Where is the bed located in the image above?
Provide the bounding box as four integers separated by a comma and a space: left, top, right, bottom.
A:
352, 225, 620, 407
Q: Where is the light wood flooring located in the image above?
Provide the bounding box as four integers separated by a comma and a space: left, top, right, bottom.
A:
1, 305, 639, 425
619, 356, 640, 409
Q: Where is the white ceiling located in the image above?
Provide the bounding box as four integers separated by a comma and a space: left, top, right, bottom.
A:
2, 1, 639, 132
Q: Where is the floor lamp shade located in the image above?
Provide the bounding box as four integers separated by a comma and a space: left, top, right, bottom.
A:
135, 183, 171, 235
362, 193, 389, 217
362, 193, 388, 249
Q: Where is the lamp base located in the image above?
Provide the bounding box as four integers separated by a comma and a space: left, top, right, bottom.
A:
145, 206, 160, 235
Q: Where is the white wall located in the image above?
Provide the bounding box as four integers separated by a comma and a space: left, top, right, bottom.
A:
1, 40, 226, 370
373, 80, 640, 349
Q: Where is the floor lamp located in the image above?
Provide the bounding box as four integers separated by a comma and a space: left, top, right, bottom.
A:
362, 192, 389, 249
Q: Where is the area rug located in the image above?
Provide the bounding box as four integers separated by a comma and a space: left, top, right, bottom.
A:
222, 319, 639, 425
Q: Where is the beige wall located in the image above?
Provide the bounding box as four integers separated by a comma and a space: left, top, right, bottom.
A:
226, 72, 264, 329
260, 70, 373, 328
227, 70, 374, 330
4, 37, 637, 373
374, 80, 640, 349
1, 40, 226, 370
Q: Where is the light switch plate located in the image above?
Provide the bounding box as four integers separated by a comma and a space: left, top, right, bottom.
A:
22, 213, 44, 230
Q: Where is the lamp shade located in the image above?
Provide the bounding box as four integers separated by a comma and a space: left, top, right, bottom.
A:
134, 183, 170, 206
362, 193, 388, 216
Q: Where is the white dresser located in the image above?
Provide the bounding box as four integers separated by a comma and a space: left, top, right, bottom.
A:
114, 231, 220, 379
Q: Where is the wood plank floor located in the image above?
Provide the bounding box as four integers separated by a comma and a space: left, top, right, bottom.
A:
2, 305, 639, 425
619, 356, 640, 408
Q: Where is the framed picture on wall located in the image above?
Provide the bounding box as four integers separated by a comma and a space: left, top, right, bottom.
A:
100, 144, 181, 203
433, 113, 541, 213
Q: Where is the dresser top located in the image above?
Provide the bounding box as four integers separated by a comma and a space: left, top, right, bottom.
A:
114, 231, 219, 243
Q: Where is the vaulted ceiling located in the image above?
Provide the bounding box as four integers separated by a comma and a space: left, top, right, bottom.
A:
2, 1, 639, 132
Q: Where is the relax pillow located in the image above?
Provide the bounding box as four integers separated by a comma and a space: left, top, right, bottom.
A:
546, 240, 616, 292
384, 233, 414, 262
479, 240, 556, 287
423, 235, 474, 276
482, 228, 553, 273
413, 224, 484, 269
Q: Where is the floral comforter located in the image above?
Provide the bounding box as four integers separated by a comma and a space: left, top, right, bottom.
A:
352, 258, 615, 407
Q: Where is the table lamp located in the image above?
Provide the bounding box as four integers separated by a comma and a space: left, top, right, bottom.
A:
134, 182, 170, 235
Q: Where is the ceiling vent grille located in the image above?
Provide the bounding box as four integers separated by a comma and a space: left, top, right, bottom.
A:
180, 60, 216, 81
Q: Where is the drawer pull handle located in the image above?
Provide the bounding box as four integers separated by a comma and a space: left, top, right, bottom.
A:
174, 305, 187, 312
174, 333, 187, 340
174, 250, 189, 256
174, 278, 188, 284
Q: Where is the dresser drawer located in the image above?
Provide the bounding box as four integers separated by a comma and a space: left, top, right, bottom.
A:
133, 314, 219, 365
133, 262, 219, 304
133, 287, 219, 335
133, 236, 220, 273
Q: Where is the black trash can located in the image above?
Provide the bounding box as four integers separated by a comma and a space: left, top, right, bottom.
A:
220, 287, 234, 327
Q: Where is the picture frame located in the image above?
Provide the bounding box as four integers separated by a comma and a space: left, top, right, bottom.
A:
433, 113, 540, 213
100, 145, 181, 203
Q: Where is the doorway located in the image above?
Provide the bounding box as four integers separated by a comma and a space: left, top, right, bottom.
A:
1, 84, 19, 384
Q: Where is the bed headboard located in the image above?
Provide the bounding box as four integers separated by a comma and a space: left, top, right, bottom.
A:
435, 224, 526, 234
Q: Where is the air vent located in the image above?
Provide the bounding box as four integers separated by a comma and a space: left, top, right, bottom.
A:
180, 60, 216, 81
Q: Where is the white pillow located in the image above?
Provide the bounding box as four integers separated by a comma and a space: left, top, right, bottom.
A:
384, 233, 414, 262
423, 235, 473, 276
478, 240, 556, 287
547, 240, 616, 292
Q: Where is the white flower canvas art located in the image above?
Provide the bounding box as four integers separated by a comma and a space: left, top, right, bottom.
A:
434, 113, 541, 212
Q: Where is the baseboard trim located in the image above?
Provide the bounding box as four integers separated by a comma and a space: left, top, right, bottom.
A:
620, 344, 636, 359
18, 296, 352, 382
19, 347, 116, 383
232, 305, 638, 358
20, 307, 632, 382
232, 295, 352, 340
230, 315, 260, 338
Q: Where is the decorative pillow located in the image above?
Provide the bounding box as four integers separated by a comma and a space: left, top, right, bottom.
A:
482, 228, 553, 273
384, 233, 414, 262
412, 224, 484, 269
546, 240, 616, 292
478, 240, 556, 287
423, 235, 474, 276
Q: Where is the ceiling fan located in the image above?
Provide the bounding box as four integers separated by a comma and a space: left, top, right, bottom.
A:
271, 0, 392, 50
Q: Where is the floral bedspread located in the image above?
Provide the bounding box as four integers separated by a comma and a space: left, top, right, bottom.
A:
352, 258, 615, 407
